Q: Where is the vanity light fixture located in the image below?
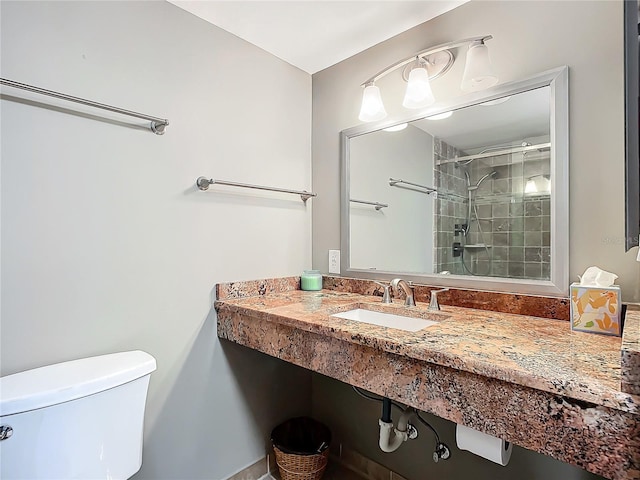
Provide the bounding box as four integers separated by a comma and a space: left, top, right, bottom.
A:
525, 174, 551, 194
461, 40, 499, 92
358, 35, 496, 123
402, 58, 435, 109
358, 84, 387, 122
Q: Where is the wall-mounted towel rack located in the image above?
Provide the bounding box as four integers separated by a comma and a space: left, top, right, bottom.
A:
389, 178, 437, 195
196, 177, 316, 202
0, 78, 169, 135
350, 199, 388, 211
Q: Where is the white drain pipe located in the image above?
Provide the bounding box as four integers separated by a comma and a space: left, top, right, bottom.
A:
378, 407, 417, 453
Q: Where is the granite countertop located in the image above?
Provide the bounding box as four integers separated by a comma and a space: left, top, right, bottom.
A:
216, 288, 639, 414
215, 276, 640, 479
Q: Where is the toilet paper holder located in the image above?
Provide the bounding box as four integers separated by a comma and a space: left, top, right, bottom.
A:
456, 424, 513, 466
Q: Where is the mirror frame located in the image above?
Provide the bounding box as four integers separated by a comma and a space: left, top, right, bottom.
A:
624, 0, 639, 251
340, 66, 569, 296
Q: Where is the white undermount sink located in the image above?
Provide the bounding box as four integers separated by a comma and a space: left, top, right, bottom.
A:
330, 308, 439, 332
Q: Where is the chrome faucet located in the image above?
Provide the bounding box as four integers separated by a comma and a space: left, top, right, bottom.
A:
428, 288, 449, 311
390, 278, 415, 306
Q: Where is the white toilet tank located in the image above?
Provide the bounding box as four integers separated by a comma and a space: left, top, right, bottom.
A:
0, 350, 156, 480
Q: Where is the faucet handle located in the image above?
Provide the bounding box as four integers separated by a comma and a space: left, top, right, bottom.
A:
373, 281, 393, 303
431, 288, 449, 294
428, 288, 449, 311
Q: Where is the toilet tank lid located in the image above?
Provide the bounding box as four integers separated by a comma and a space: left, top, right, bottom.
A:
0, 350, 156, 416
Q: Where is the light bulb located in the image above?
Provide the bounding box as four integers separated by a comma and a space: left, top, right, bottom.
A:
426, 111, 453, 121
383, 123, 408, 132
402, 66, 435, 109
358, 84, 387, 122
461, 41, 498, 92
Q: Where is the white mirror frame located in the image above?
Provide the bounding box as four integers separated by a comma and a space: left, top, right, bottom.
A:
340, 66, 569, 297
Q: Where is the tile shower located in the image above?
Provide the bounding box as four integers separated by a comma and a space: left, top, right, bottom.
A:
433, 138, 551, 280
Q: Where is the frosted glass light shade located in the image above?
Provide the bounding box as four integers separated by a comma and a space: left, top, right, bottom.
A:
426, 111, 453, 121
402, 67, 435, 109
358, 84, 387, 122
524, 179, 538, 194
461, 41, 498, 92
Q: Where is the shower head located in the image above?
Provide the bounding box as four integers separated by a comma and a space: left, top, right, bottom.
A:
468, 171, 498, 191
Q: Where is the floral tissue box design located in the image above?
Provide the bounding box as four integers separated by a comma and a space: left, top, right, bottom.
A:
570, 283, 622, 336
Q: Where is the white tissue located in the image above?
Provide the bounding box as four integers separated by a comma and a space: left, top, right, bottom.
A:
456, 424, 513, 466
578, 266, 618, 287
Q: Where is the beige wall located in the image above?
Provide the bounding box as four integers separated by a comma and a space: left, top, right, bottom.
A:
312, 0, 640, 301
1, 2, 312, 478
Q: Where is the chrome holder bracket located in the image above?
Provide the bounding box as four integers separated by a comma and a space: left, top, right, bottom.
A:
150, 121, 168, 135
0, 425, 13, 441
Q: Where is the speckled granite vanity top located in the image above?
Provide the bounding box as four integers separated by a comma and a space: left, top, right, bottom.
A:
217, 283, 638, 414
215, 276, 640, 479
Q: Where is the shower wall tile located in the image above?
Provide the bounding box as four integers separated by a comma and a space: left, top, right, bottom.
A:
542, 263, 551, 278
510, 247, 524, 262
525, 217, 543, 231
509, 217, 524, 232
510, 202, 524, 217
492, 261, 509, 276
525, 200, 543, 216
525, 231, 542, 246
493, 178, 511, 194
493, 218, 510, 232
477, 204, 492, 218
542, 247, 551, 262
493, 233, 509, 246
510, 232, 524, 246
492, 203, 509, 217
525, 263, 542, 278
509, 262, 525, 277
493, 246, 509, 261
525, 247, 543, 262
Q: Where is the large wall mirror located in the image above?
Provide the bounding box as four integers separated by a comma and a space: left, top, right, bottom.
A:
340, 67, 568, 296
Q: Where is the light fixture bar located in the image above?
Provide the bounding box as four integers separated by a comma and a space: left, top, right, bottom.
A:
360, 35, 492, 87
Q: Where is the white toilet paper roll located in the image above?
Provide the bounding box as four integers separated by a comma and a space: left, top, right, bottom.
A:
456, 424, 513, 466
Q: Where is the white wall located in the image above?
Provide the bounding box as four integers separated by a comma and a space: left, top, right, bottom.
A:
349, 125, 434, 272
312, 0, 640, 301
1, 2, 312, 478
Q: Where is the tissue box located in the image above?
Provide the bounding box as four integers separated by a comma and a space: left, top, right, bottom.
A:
570, 283, 622, 336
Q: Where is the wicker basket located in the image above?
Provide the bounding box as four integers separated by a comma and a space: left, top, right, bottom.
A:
273, 445, 329, 480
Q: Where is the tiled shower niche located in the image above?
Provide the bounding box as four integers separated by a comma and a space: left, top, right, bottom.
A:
433, 137, 551, 281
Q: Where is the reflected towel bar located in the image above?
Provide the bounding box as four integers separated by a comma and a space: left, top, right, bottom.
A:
389, 178, 437, 194
350, 199, 389, 210
196, 177, 316, 202
0, 78, 169, 135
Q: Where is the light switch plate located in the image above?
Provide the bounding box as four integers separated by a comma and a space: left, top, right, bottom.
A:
329, 250, 340, 274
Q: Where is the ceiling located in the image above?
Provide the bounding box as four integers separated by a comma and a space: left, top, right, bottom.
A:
413, 86, 551, 152
168, 1, 468, 74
